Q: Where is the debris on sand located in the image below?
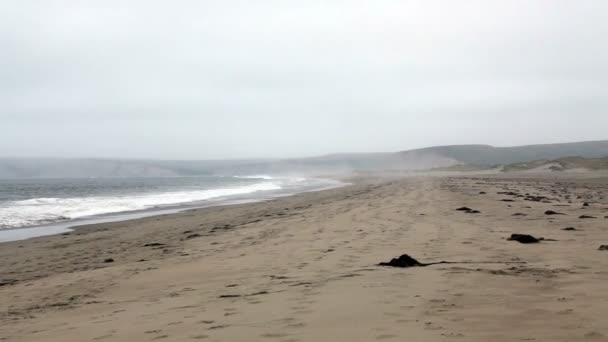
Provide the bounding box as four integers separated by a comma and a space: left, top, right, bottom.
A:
562, 227, 578, 231
579, 215, 597, 219
583, 202, 590, 207
507, 234, 541, 244
104, 258, 114, 263
456, 207, 480, 214
501, 199, 515, 202
479, 192, 487, 195
0, 279, 17, 287
525, 195, 548, 202
379, 254, 423, 268
545, 210, 565, 216
378, 254, 527, 268
219, 291, 270, 299
144, 243, 166, 247
599, 245, 608, 251
512, 213, 527, 216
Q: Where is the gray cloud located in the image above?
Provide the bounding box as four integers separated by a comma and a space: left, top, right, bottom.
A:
1, 0, 607, 159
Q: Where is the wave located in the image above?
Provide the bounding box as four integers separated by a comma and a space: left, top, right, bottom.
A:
233, 175, 274, 180
0, 181, 281, 229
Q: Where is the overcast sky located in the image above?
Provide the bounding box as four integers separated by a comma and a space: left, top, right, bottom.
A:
1, 1, 607, 159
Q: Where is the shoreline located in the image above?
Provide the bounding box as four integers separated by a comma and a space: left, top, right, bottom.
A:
0, 179, 371, 287
0, 177, 349, 243
2, 174, 608, 341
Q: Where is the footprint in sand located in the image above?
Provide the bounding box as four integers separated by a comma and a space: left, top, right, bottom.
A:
260, 332, 290, 338
144, 330, 162, 334
92, 334, 114, 340
376, 334, 398, 340
208, 325, 230, 330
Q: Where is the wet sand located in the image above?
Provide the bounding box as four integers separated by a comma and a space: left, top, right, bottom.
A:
2, 175, 608, 341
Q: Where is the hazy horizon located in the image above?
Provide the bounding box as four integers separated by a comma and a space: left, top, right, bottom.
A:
2, 1, 608, 159
1, 138, 608, 161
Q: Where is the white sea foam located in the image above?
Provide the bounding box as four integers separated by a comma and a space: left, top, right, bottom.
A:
234, 175, 274, 180
0, 181, 281, 229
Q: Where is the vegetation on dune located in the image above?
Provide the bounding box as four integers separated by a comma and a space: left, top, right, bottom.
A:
502, 157, 608, 172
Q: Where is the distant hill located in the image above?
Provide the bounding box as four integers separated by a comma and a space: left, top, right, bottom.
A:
0, 158, 180, 179
398, 140, 608, 166
1, 140, 607, 178
0, 158, 259, 179
269, 140, 608, 173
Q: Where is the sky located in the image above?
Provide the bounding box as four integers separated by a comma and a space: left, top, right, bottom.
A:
1, 0, 607, 159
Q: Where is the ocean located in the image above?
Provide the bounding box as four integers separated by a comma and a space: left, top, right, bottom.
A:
0, 175, 344, 241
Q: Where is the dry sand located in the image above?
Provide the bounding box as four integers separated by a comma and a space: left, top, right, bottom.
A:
2, 175, 608, 341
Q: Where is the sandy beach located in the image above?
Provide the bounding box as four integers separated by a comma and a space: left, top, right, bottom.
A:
2, 175, 608, 341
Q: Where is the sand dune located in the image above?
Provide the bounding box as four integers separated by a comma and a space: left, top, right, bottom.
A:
1, 175, 608, 341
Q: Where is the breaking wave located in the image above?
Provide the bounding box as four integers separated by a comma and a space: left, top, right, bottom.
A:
0, 181, 281, 229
